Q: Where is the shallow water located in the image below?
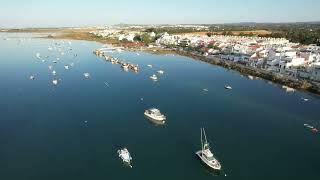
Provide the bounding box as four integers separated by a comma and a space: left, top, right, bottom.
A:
0, 33, 319, 180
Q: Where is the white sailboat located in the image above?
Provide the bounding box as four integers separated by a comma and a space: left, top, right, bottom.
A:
196, 128, 221, 170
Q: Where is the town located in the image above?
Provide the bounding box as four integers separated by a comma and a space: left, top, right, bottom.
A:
89, 25, 320, 91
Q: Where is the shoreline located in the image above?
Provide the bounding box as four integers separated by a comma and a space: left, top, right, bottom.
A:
3, 30, 320, 95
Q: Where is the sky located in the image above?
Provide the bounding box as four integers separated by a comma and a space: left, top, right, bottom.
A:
1, 0, 320, 28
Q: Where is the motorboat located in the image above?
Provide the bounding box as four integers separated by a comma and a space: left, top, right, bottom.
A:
117, 148, 132, 168
52, 70, 57, 76
52, 79, 58, 85
157, 70, 164, 74
36, 53, 41, 59
144, 108, 166, 123
147, 64, 153, 68
64, 65, 69, 70
132, 66, 139, 72
83, 73, 90, 79
150, 74, 158, 81
122, 63, 129, 70
29, 75, 35, 80
224, 85, 232, 90
196, 128, 221, 170
304, 124, 318, 133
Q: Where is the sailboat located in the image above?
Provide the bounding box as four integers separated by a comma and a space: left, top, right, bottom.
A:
195, 128, 221, 170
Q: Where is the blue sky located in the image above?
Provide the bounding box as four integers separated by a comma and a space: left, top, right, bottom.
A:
1, 0, 320, 28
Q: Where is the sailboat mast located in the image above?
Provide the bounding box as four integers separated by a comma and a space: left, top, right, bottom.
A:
201, 128, 203, 151
203, 128, 208, 145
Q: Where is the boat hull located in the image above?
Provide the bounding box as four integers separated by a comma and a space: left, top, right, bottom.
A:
144, 114, 166, 125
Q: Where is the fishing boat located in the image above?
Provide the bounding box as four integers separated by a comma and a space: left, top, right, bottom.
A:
196, 128, 221, 170
117, 148, 133, 168
144, 108, 166, 123
224, 85, 232, 90
150, 74, 158, 81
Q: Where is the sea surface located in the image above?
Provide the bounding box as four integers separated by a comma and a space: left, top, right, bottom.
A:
0, 33, 319, 180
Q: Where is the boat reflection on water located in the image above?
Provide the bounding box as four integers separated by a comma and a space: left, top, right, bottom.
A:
198, 161, 225, 177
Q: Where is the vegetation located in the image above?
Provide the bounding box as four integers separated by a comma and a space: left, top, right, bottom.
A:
134, 33, 155, 44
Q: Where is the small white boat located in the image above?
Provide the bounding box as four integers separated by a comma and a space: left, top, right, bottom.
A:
304, 124, 318, 133
302, 98, 309, 102
144, 108, 166, 123
157, 70, 164, 74
282, 86, 295, 93
132, 66, 139, 72
224, 85, 232, 90
52, 60, 57, 64
147, 64, 153, 68
248, 75, 254, 80
36, 53, 41, 59
196, 128, 221, 170
52, 70, 57, 76
29, 75, 35, 80
83, 73, 90, 79
304, 124, 314, 129
203, 89, 209, 92
117, 148, 132, 168
48, 65, 53, 70
64, 65, 69, 70
150, 74, 158, 81
52, 79, 58, 85
122, 64, 129, 70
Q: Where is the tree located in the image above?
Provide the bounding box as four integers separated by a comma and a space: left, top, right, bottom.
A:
133, 34, 142, 41
141, 33, 154, 44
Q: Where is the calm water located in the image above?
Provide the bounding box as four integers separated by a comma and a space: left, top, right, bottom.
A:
0, 33, 319, 180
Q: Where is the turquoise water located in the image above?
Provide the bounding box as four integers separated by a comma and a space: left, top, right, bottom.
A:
0, 33, 319, 180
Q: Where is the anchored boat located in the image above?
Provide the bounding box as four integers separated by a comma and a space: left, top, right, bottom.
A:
117, 148, 133, 168
144, 108, 166, 124
150, 74, 158, 81
224, 85, 232, 90
196, 128, 221, 170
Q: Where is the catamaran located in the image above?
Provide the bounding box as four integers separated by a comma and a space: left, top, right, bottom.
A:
196, 128, 221, 170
